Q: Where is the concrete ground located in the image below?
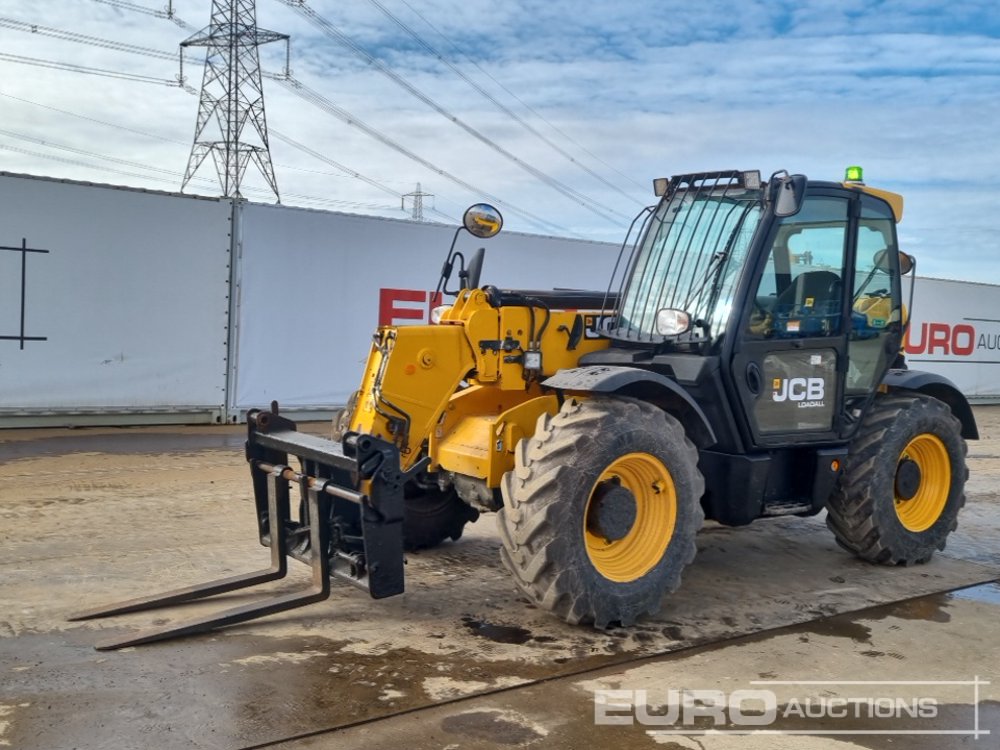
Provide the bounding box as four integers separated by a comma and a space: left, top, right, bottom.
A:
0, 407, 998, 750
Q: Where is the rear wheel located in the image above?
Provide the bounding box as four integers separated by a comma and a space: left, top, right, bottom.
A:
497, 397, 704, 627
826, 393, 967, 564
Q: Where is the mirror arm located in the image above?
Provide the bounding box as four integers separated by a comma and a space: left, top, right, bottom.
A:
435, 225, 467, 298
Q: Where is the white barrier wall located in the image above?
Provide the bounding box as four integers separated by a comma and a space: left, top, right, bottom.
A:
0, 174, 232, 418
902, 276, 1000, 398
2, 172, 997, 427
232, 203, 619, 410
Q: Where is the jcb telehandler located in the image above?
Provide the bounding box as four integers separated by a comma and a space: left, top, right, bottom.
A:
77, 168, 977, 649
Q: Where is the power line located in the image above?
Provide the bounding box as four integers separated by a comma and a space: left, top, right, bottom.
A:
91, 0, 195, 30
280, 0, 624, 225
0, 32, 546, 229
0, 89, 188, 146
0, 61, 454, 222
0, 135, 401, 212
0, 142, 200, 187
397, 0, 647, 194
0, 51, 181, 87
0, 89, 418, 203
364, 0, 643, 208
270, 129, 400, 199
0, 126, 195, 178
0, 17, 176, 60
270, 72, 579, 236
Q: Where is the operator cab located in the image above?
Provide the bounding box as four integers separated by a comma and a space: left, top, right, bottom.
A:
579, 168, 919, 522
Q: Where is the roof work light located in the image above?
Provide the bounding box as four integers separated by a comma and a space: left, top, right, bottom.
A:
845, 165, 864, 183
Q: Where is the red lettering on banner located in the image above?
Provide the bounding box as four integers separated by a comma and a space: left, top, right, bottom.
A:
904, 322, 978, 357
904, 323, 927, 354
379, 288, 424, 326
928, 323, 950, 355
378, 288, 444, 326
952, 324, 975, 355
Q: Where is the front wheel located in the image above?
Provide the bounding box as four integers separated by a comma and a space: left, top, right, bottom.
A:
826, 393, 968, 565
497, 397, 705, 628
403, 487, 479, 551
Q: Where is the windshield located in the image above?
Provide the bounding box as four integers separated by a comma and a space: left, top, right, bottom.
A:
610, 187, 762, 343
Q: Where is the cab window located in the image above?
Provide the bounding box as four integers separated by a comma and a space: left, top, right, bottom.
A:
747, 196, 849, 338
846, 199, 903, 395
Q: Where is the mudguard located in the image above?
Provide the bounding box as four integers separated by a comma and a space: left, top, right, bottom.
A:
542, 365, 717, 448
882, 369, 979, 439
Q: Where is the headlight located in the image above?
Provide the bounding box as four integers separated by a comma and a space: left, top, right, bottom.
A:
655, 308, 692, 336
430, 305, 452, 324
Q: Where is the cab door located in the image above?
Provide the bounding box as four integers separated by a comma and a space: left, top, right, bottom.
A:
730, 191, 852, 447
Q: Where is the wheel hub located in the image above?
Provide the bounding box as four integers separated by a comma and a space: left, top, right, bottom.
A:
586, 480, 637, 542
894, 457, 922, 501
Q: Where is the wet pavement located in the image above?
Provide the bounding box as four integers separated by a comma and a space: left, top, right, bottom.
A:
272, 583, 1000, 750
1, 408, 999, 749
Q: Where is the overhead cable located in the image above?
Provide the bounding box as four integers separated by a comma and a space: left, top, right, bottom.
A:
270, 72, 580, 237
0, 52, 180, 87
280, 0, 623, 225
397, 0, 647, 193
91, 0, 194, 30
365, 0, 643, 207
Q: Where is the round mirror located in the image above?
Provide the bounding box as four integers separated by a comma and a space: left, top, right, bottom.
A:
873, 248, 914, 276
873, 248, 892, 271
463, 203, 503, 239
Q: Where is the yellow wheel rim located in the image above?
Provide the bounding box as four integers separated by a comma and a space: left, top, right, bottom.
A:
584, 452, 677, 582
894, 433, 951, 533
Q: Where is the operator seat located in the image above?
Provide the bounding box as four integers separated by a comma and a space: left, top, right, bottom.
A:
774, 270, 842, 335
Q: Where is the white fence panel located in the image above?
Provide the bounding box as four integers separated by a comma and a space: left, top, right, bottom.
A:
232, 204, 619, 410
0, 174, 232, 417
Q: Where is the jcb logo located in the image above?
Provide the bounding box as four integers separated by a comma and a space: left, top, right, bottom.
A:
772, 377, 825, 403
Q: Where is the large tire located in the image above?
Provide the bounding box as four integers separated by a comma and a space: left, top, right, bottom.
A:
826, 393, 967, 565
497, 397, 705, 628
403, 487, 480, 551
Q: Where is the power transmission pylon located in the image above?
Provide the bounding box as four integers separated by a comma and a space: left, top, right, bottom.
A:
402, 182, 433, 221
180, 0, 288, 200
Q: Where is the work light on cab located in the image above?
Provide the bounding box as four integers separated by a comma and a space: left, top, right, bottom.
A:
655, 308, 692, 336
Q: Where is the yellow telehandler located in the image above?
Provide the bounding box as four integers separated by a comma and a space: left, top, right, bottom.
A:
77, 169, 977, 649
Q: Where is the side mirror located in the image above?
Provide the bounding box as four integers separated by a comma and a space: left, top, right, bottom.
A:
873, 248, 892, 271
873, 248, 914, 275
463, 204, 503, 239
771, 173, 807, 218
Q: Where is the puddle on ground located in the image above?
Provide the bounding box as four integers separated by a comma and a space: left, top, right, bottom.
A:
950, 581, 1000, 606
440, 709, 546, 745
784, 618, 873, 644
461, 616, 533, 645
738, 588, 959, 649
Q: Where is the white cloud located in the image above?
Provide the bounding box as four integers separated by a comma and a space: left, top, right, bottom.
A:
0, 0, 997, 276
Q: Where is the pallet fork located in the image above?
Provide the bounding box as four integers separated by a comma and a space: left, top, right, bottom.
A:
71, 405, 422, 650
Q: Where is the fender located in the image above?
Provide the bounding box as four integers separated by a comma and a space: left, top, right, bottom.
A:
882, 369, 979, 440
542, 365, 717, 448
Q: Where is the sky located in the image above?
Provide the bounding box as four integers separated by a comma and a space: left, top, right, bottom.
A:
0, 0, 998, 281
